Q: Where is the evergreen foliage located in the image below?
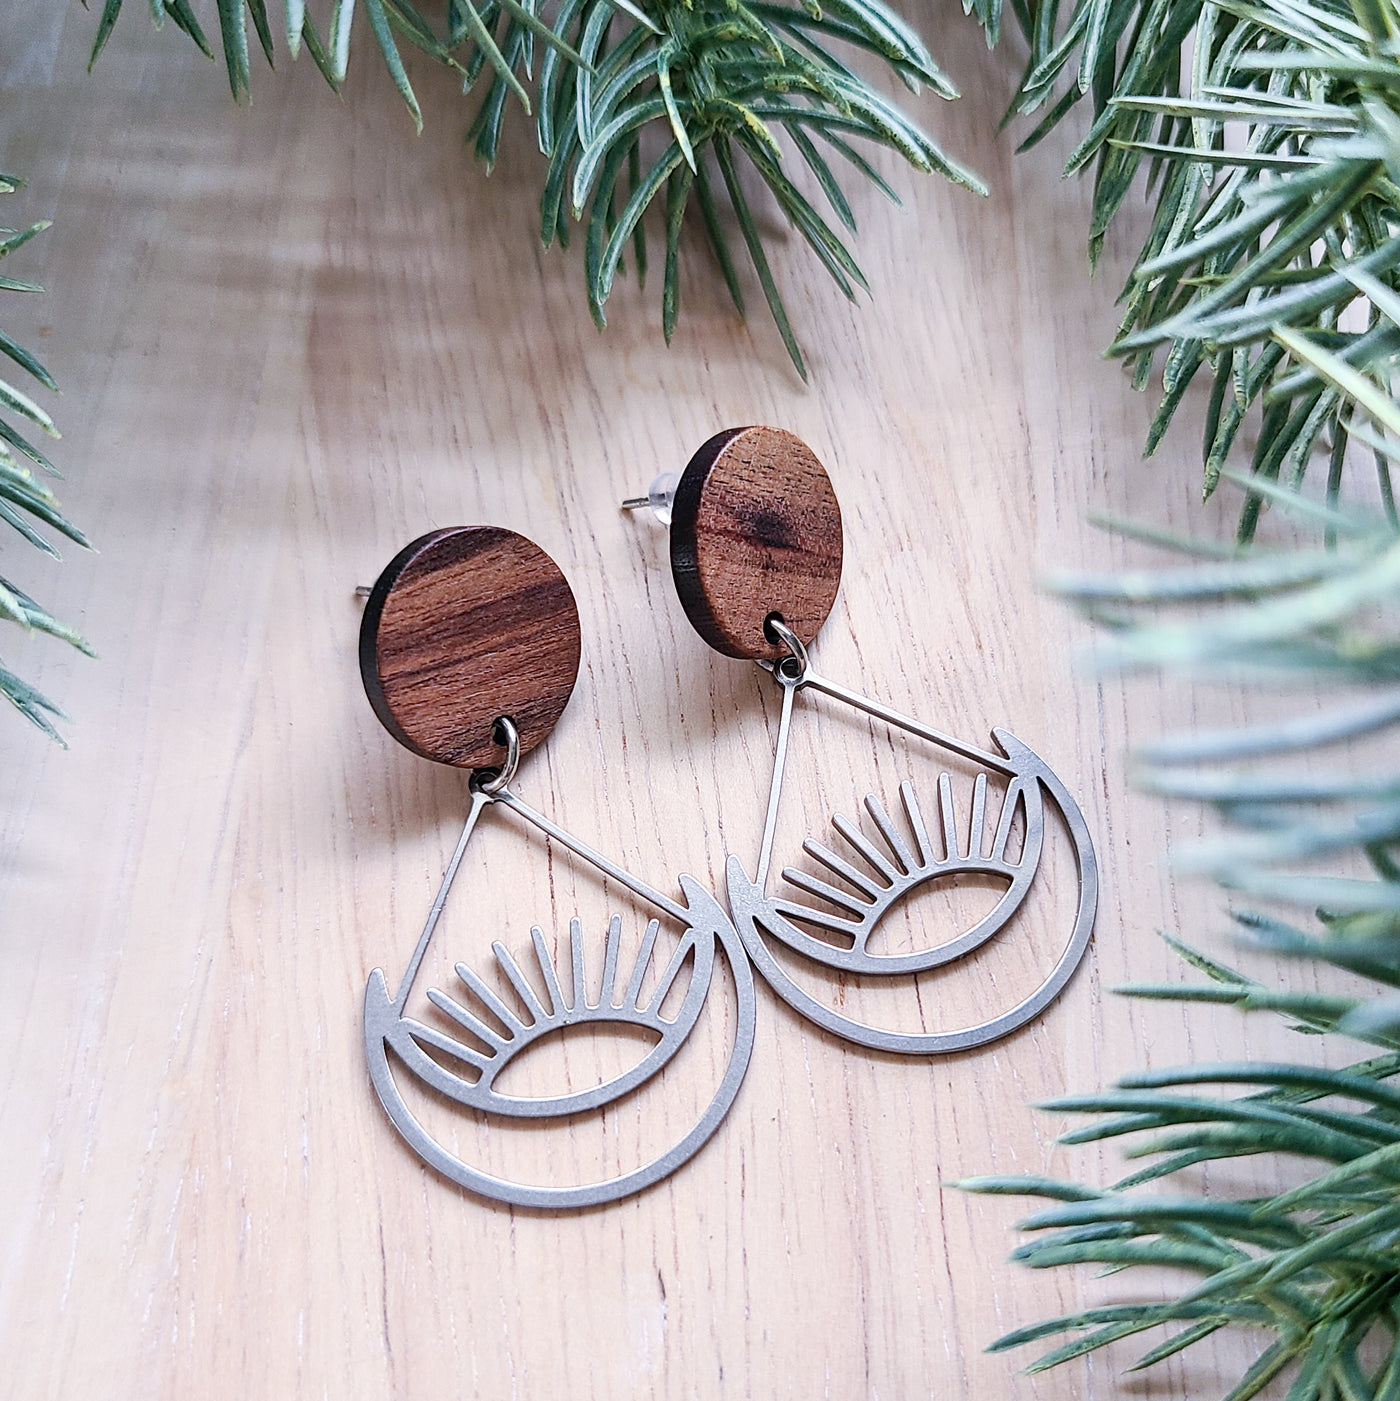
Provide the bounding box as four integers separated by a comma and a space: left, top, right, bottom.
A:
958, 277, 1400, 1398
946, 7, 1400, 1390
1007, 0, 1400, 516
0, 177, 91, 743
87, 0, 982, 378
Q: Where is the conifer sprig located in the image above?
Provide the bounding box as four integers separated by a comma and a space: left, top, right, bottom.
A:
1008, 0, 1400, 522
533, 0, 984, 377
84, 0, 571, 126
0, 177, 93, 742
959, 282, 1400, 1391
88, 0, 982, 376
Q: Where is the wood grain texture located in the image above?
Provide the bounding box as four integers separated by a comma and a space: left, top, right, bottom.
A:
670, 425, 844, 660
0, 7, 1343, 1399
360, 526, 582, 769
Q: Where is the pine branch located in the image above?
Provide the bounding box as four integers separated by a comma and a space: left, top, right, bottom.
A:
959, 482, 1400, 1387
371, 0, 987, 371
0, 178, 94, 744
89, 0, 983, 374
84, 0, 573, 126
958, 242, 1400, 1390
528, 0, 984, 376
1010, 0, 1400, 525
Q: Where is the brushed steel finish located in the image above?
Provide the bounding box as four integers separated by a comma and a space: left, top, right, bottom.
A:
729, 660, 1098, 1054
363, 772, 756, 1209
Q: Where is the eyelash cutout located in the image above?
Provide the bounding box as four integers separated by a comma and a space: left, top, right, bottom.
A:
757, 773, 1046, 976
379, 913, 716, 1120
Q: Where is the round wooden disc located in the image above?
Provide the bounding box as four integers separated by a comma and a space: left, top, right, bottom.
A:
359, 527, 582, 769
670, 426, 844, 660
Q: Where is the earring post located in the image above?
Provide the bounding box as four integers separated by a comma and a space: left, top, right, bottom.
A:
620, 472, 679, 524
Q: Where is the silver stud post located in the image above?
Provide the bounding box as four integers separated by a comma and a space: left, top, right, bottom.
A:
619, 472, 679, 526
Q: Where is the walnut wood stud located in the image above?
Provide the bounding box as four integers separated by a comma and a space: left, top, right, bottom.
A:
670, 426, 844, 661
359, 526, 582, 770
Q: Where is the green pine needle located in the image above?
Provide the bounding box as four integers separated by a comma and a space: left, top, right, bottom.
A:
0, 181, 93, 741
1009, 0, 1400, 521
975, 184, 1400, 1385
91, 0, 982, 373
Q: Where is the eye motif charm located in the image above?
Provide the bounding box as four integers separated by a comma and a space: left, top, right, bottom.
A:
727, 658, 1099, 1057
749, 749, 1044, 977
641, 424, 1098, 1061
368, 909, 716, 1119
364, 865, 756, 1211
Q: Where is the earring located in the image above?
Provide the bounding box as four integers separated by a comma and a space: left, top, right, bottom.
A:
358, 526, 756, 1208
624, 427, 1098, 1055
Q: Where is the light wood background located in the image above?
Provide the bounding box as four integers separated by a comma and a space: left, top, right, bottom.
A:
0, 4, 1330, 1397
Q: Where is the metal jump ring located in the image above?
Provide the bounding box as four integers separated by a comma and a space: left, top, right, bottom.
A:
474, 715, 520, 794
765, 614, 809, 681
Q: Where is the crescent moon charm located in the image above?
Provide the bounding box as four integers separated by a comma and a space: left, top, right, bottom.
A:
363, 783, 757, 1210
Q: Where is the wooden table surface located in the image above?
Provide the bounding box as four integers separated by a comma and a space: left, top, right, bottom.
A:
0, 5, 1315, 1397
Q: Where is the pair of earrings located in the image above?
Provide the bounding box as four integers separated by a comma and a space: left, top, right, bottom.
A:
358, 427, 1098, 1210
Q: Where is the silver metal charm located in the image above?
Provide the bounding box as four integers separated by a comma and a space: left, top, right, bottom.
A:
727, 651, 1099, 1054
364, 732, 757, 1210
